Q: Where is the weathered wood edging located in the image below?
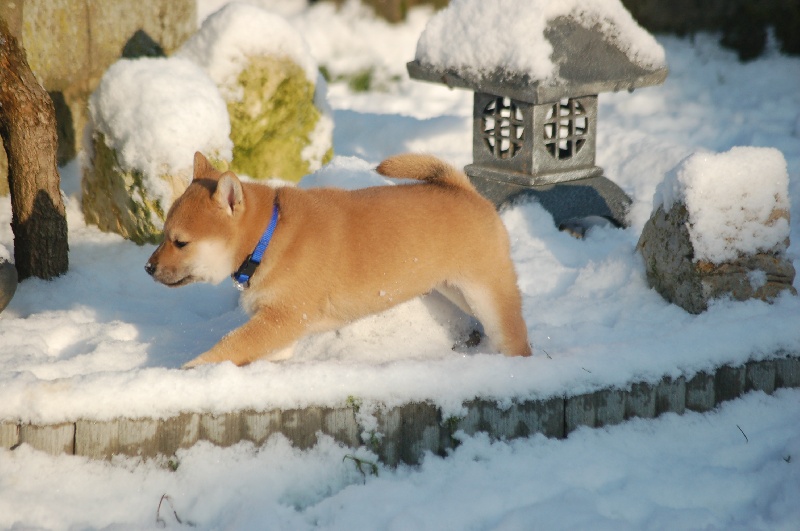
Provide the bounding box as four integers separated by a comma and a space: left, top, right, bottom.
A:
2, 354, 798, 466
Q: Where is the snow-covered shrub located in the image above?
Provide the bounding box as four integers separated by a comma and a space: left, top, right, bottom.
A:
82, 57, 232, 244
179, 3, 333, 182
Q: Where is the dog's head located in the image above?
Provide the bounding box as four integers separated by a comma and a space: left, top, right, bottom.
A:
145, 152, 245, 287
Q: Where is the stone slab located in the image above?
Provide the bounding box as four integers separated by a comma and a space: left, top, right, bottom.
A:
19, 422, 74, 455
322, 408, 361, 448
775, 356, 800, 388
625, 381, 657, 420
377, 402, 441, 467
75, 419, 118, 459
654, 375, 686, 416
746, 360, 776, 394
460, 397, 565, 441
685, 372, 716, 412
281, 407, 324, 450
1, 422, 19, 450
715, 365, 746, 405
242, 410, 282, 446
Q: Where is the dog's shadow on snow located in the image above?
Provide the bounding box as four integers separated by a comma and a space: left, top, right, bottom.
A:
7, 236, 483, 368
291, 290, 483, 363
6, 237, 245, 368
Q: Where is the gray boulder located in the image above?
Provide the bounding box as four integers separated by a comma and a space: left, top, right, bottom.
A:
638, 203, 796, 314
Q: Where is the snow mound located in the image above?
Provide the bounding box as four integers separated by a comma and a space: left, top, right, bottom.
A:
88, 56, 232, 206
179, 2, 333, 181
179, 2, 319, 101
655, 147, 790, 264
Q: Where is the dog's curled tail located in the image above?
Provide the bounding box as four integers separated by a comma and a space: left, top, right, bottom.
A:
376, 153, 477, 193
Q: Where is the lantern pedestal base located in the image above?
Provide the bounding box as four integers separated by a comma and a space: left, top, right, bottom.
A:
465, 168, 632, 229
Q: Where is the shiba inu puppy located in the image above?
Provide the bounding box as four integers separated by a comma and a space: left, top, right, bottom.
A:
145, 152, 531, 367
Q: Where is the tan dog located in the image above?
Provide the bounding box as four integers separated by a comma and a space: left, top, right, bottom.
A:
146, 152, 531, 367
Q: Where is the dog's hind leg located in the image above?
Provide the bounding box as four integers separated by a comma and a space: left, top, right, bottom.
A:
453, 277, 531, 358
435, 282, 475, 317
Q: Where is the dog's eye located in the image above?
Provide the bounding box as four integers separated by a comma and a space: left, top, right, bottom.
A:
174, 239, 189, 249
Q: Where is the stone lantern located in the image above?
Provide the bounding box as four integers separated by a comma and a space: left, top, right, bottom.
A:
408, 4, 668, 229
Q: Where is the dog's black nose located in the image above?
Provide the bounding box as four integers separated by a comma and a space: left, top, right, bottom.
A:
144, 262, 156, 276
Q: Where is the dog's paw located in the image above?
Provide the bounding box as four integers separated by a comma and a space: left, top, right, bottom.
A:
451, 329, 483, 353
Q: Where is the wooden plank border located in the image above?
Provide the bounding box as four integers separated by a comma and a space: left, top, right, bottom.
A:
2, 354, 799, 465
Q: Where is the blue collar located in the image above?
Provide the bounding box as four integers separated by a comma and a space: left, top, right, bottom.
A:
232, 201, 280, 290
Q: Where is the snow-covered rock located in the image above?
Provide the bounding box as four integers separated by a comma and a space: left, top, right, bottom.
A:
82, 57, 232, 244
638, 147, 795, 313
179, 3, 333, 182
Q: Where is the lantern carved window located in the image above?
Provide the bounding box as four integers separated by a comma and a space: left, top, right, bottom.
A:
481, 97, 525, 159
467, 92, 599, 185
544, 98, 588, 161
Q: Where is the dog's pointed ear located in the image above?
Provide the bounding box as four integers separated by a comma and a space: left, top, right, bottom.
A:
193, 152, 213, 181
213, 172, 244, 214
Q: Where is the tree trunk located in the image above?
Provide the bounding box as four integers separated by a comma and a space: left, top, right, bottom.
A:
0, 18, 69, 280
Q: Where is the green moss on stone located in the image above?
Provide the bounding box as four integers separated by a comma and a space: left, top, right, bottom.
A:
82, 134, 177, 245
318, 64, 402, 93
228, 56, 330, 182
348, 68, 374, 92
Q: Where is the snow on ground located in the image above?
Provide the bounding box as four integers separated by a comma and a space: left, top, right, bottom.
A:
1, 0, 800, 528
2, 390, 799, 529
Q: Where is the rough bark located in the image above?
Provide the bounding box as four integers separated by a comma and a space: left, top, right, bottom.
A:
0, 18, 69, 280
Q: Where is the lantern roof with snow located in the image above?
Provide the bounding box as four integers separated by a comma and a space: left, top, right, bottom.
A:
408, 0, 668, 104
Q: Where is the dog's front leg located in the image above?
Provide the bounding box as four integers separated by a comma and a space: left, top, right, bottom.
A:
182, 308, 306, 368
